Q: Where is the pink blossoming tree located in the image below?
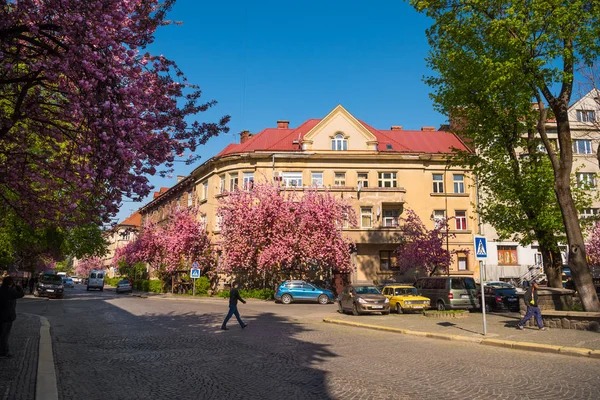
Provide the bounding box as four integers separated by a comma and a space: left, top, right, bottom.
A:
217, 183, 357, 281
586, 221, 600, 266
75, 256, 104, 276
0, 0, 229, 228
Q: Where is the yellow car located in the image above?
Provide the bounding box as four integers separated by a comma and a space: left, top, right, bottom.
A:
381, 285, 431, 314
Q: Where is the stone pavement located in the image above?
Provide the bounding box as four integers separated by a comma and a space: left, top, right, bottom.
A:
0, 313, 40, 400
324, 310, 600, 357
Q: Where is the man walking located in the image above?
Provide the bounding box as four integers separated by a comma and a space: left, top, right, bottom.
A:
0, 277, 25, 358
517, 280, 547, 331
221, 282, 248, 330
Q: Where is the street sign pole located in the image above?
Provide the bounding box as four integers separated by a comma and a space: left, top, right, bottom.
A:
193, 278, 196, 297
474, 236, 488, 336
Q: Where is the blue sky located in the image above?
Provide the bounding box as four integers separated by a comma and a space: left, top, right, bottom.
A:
116, 0, 442, 221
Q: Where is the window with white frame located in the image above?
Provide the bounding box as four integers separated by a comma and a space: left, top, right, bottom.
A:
311, 172, 323, 187
576, 172, 596, 188
378, 172, 397, 188
576, 110, 596, 122
433, 210, 446, 229
458, 256, 467, 271
453, 174, 465, 193
229, 173, 238, 192
357, 172, 369, 188
200, 215, 207, 229
331, 133, 348, 151
187, 191, 193, 207
361, 207, 372, 228
219, 175, 226, 194
433, 174, 444, 193
202, 181, 208, 200
536, 139, 558, 153
455, 210, 467, 230
573, 139, 592, 154
215, 214, 223, 230
382, 207, 401, 227
581, 208, 600, 218
334, 172, 346, 187
243, 172, 254, 190
282, 171, 302, 187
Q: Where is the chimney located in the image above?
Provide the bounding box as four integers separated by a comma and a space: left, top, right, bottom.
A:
177, 175, 186, 182
421, 126, 436, 131
240, 130, 250, 144
390, 126, 403, 131
277, 120, 289, 129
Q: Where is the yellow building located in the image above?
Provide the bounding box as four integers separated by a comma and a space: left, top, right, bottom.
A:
139, 105, 478, 285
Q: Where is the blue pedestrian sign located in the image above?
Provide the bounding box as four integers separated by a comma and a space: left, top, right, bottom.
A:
190, 267, 201, 279
474, 236, 488, 259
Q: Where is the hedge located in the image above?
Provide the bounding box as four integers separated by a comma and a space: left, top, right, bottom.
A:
218, 288, 275, 300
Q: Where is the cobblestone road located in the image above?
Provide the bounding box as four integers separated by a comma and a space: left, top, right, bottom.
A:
18, 286, 600, 400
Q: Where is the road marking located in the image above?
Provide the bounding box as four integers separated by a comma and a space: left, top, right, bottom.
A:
36, 316, 58, 400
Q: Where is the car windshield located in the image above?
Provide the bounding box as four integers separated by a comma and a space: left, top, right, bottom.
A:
354, 286, 380, 295
41, 275, 62, 284
395, 288, 418, 296
119, 280, 130, 284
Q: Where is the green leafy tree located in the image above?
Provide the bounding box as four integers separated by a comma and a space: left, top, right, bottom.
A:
409, 0, 600, 310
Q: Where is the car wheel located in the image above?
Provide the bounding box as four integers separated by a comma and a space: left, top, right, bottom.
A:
383, 310, 390, 315
352, 303, 360, 316
86, 287, 90, 291
396, 303, 403, 314
281, 294, 292, 304
437, 301, 446, 311
100, 287, 104, 291
338, 301, 344, 313
318, 295, 329, 305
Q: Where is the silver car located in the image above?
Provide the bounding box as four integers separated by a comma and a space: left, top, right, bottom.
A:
116, 279, 132, 294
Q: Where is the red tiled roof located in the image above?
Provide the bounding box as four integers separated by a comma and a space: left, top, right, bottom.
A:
120, 212, 141, 227
152, 187, 170, 199
218, 114, 468, 157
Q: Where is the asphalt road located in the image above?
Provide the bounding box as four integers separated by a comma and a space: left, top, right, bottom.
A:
18, 285, 600, 400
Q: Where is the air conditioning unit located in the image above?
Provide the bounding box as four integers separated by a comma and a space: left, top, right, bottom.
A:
273, 171, 281, 177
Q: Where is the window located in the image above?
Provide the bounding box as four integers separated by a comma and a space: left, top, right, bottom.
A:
311, 172, 323, 187
581, 208, 600, 218
433, 174, 444, 193
200, 215, 207, 229
243, 172, 254, 190
334, 172, 346, 187
215, 214, 223, 230
433, 210, 446, 228
453, 174, 465, 194
219, 175, 226, 194
458, 256, 467, 271
380, 250, 398, 271
378, 172, 397, 188
282, 172, 302, 187
576, 110, 596, 122
361, 207, 372, 228
229, 173, 238, 192
202, 181, 208, 200
357, 172, 369, 188
382, 208, 401, 227
498, 246, 518, 265
455, 210, 467, 230
573, 139, 592, 154
536, 139, 558, 153
576, 172, 596, 188
331, 133, 348, 151
187, 191, 193, 207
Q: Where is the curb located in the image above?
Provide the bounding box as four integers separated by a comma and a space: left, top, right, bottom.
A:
36, 316, 58, 400
322, 318, 599, 359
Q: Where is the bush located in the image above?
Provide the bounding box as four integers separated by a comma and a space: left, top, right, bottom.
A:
194, 276, 210, 296
105, 277, 120, 287
148, 280, 162, 293
218, 288, 275, 300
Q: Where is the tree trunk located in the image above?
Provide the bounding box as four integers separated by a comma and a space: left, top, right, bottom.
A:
539, 246, 563, 288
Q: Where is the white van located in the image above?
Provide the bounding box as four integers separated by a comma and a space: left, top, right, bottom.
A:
87, 270, 105, 291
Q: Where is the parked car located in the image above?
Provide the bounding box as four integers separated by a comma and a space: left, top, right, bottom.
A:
484, 280, 525, 294
381, 285, 430, 314
86, 270, 105, 291
414, 276, 480, 311
116, 279, 133, 294
34, 274, 64, 299
81, 278, 88, 285
62, 277, 74, 288
275, 280, 334, 304
479, 284, 520, 312
338, 284, 390, 315
71, 276, 81, 284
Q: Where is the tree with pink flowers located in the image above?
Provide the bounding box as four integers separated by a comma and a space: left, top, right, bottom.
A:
394, 209, 467, 276
217, 183, 356, 279
586, 221, 600, 267
0, 0, 229, 228
75, 256, 104, 276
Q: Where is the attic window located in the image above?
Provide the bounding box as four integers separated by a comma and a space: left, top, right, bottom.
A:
331, 133, 348, 151
386, 144, 393, 150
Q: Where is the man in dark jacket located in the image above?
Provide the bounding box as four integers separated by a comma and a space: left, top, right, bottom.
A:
517, 281, 547, 331
0, 277, 25, 358
221, 282, 248, 330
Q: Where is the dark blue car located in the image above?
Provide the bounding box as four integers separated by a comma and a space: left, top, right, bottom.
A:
275, 280, 334, 305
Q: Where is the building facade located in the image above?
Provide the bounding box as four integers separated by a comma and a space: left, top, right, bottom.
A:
139, 105, 479, 284
103, 211, 142, 277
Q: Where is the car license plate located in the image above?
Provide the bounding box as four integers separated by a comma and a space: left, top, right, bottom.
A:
508, 298, 517, 302
372, 306, 383, 309
461, 294, 469, 299
47, 289, 54, 293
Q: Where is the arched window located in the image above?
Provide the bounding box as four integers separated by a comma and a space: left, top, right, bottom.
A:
331, 133, 348, 151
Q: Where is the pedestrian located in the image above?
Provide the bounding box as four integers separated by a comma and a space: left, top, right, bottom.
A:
0, 277, 25, 358
28, 278, 35, 294
517, 280, 547, 331
565, 276, 576, 291
221, 282, 248, 331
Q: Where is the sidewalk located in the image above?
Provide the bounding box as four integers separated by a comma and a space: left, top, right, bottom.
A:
0, 313, 40, 400
324, 311, 600, 358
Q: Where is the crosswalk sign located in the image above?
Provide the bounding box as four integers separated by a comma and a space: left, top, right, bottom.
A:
474, 236, 488, 259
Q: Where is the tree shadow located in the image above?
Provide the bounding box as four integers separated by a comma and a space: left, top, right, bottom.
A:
436, 321, 481, 335
21, 292, 339, 400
